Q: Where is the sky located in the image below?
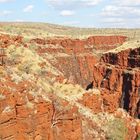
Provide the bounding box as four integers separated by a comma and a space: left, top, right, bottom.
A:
0, 0, 140, 28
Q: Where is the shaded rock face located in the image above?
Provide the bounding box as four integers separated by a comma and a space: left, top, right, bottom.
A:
92, 48, 140, 117
101, 47, 140, 68
121, 73, 132, 111
55, 55, 98, 87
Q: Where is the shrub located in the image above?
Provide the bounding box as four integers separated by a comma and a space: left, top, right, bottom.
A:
105, 118, 127, 140
0, 94, 6, 100
6, 45, 61, 76
136, 135, 140, 140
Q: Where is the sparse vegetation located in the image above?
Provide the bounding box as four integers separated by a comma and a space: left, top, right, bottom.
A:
0, 94, 6, 100
107, 39, 140, 53
136, 135, 140, 140
3, 106, 12, 113
105, 118, 127, 140
5, 45, 62, 84
6, 45, 43, 74
53, 82, 85, 101
26, 101, 34, 109
0, 23, 140, 39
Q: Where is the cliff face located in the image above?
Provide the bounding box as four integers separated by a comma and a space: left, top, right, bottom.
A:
93, 47, 140, 117
31, 35, 127, 51
0, 34, 140, 140
34, 35, 127, 87
101, 47, 140, 68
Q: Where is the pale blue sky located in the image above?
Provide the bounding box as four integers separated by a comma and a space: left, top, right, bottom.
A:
0, 0, 140, 28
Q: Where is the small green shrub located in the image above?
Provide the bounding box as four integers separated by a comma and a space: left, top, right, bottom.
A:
0, 94, 6, 100
136, 135, 140, 140
105, 118, 127, 140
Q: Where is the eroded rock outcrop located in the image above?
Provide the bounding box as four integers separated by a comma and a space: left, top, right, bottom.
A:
92, 47, 140, 117
0, 78, 54, 140
101, 47, 140, 68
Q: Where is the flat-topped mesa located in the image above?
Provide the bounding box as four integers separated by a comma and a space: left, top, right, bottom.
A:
31, 35, 127, 53
86, 35, 127, 50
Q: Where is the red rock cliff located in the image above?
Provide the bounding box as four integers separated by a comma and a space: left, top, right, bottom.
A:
0, 34, 139, 140
34, 35, 127, 87
92, 47, 140, 117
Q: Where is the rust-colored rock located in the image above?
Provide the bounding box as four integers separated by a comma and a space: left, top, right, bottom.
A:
93, 47, 140, 117
0, 33, 139, 140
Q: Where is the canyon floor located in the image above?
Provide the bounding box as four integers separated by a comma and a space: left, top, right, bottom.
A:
0, 23, 140, 140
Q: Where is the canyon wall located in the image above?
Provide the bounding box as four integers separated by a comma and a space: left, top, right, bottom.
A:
34, 35, 127, 87
0, 34, 140, 140
92, 47, 140, 117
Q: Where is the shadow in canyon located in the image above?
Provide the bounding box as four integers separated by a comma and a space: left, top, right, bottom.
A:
86, 81, 93, 90
121, 73, 133, 112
